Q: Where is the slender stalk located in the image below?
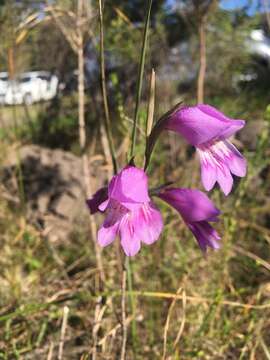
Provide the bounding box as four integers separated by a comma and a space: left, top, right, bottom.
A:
145, 69, 155, 138
126, 257, 137, 348
129, 0, 153, 159
98, 0, 118, 174
120, 265, 127, 360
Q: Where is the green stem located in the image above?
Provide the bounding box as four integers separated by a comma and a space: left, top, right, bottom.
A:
129, 0, 153, 159
98, 0, 118, 174
125, 257, 137, 348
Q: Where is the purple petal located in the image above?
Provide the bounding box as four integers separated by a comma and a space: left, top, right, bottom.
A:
108, 166, 150, 208
98, 221, 119, 247
219, 120, 245, 138
188, 221, 221, 252
197, 139, 246, 194
216, 164, 233, 196
134, 203, 163, 245
165, 106, 232, 146
164, 104, 246, 146
197, 104, 245, 139
99, 199, 110, 212
120, 217, 141, 256
103, 199, 129, 227
224, 140, 247, 177
199, 158, 217, 191
158, 188, 220, 223
86, 187, 108, 214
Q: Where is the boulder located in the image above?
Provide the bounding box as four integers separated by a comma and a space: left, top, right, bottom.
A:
1, 145, 105, 242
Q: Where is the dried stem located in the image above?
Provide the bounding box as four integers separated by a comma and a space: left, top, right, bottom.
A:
58, 306, 69, 360
47, 342, 54, 360
46, 4, 78, 52
173, 289, 187, 349
77, 0, 105, 282
162, 287, 182, 360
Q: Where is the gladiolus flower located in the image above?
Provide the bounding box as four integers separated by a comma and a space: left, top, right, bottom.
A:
163, 104, 247, 195
86, 166, 163, 256
158, 188, 221, 252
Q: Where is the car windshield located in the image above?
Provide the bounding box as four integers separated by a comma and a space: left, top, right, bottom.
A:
38, 75, 50, 81
19, 76, 32, 83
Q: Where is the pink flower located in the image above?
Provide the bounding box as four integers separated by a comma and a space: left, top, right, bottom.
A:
164, 104, 247, 195
87, 166, 163, 256
158, 188, 221, 252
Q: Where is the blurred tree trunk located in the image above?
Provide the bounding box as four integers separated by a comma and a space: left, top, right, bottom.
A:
193, 0, 217, 104
262, 0, 270, 31
197, 15, 206, 103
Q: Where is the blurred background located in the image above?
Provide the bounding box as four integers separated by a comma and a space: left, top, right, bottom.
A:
0, 0, 270, 359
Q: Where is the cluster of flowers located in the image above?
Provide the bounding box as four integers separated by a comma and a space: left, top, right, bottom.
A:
87, 104, 247, 256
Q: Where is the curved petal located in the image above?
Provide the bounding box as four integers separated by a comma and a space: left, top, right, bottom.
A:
86, 187, 108, 214
216, 164, 233, 196
134, 203, 163, 245
199, 157, 217, 191
120, 217, 141, 256
198, 104, 246, 138
188, 221, 221, 252
98, 221, 119, 247
197, 139, 246, 194
158, 188, 220, 223
219, 120, 245, 139
108, 166, 150, 207
165, 106, 231, 146
224, 141, 247, 177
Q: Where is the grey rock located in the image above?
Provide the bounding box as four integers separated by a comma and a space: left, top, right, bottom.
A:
1, 145, 105, 242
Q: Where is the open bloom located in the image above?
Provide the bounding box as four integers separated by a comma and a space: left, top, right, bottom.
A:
87, 166, 163, 256
158, 188, 221, 252
164, 104, 247, 195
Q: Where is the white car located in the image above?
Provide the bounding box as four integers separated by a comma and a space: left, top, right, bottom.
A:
4, 71, 58, 105
0, 72, 9, 104
248, 29, 270, 62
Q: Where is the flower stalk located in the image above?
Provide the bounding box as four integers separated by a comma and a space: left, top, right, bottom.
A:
130, 0, 153, 159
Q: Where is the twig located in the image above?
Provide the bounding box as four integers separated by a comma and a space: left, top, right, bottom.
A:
77, 0, 105, 283
92, 297, 107, 360
46, 3, 78, 53
124, 290, 270, 310
58, 306, 69, 360
47, 341, 54, 360
162, 286, 182, 360
173, 289, 187, 349
260, 336, 270, 360
120, 266, 127, 360
98, 316, 133, 348
233, 245, 270, 272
